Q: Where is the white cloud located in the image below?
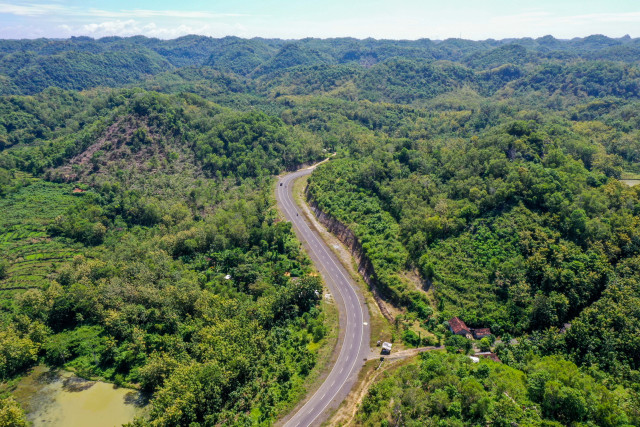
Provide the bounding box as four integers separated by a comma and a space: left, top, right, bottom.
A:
0, 2, 64, 16
0, 3, 248, 20
3, 2, 639, 40
58, 19, 241, 39
84, 9, 247, 19
490, 10, 640, 32
558, 11, 640, 24
79, 19, 140, 35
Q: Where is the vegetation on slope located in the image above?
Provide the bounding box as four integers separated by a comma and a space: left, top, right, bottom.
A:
0, 90, 327, 425
356, 352, 637, 426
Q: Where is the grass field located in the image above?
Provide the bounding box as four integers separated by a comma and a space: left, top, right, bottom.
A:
621, 171, 640, 180
0, 174, 83, 297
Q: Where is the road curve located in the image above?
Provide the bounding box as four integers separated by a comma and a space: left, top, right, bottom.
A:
277, 164, 371, 427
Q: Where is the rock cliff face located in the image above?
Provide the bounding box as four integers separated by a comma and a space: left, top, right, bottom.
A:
306, 189, 394, 322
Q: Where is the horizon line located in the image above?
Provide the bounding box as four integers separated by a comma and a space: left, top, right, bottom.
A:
0, 32, 637, 43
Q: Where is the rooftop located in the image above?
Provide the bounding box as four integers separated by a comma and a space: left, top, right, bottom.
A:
448, 317, 469, 335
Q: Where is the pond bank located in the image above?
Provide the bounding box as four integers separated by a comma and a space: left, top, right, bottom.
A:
12, 366, 148, 427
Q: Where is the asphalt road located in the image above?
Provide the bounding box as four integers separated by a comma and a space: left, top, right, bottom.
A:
276, 165, 371, 427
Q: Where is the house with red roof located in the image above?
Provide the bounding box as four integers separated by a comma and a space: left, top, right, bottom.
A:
448, 317, 473, 339
448, 317, 492, 341
475, 352, 501, 363
473, 328, 492, 339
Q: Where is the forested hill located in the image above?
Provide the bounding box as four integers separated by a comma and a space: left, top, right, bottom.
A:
0, 89, 330, 426
1, 34, 639, 95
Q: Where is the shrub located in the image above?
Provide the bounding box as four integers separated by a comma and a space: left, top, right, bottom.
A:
0, 258, 8, 280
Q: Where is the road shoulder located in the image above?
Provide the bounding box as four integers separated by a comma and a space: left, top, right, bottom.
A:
287, 175, 395, 426
273, 175, 344, 427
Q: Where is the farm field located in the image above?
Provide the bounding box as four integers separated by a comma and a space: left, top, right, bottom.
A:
0, 175, 83, 301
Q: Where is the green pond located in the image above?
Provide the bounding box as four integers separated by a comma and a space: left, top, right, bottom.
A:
12, 366, 148, 427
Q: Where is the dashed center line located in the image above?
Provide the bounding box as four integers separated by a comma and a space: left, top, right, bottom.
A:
278, 168, 368, 427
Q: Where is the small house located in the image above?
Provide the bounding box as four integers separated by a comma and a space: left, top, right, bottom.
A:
381, 342, 392, 355
448, 317, 473, 340
475, 352, 501, 363
472, 328, 492, 339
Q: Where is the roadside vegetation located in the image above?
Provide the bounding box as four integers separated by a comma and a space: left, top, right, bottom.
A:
356, 352, 637, 426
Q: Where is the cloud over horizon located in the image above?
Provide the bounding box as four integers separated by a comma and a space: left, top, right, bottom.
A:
0, 0, 639, 40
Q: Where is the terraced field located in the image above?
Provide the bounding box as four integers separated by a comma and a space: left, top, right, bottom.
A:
0, 174, 83, 297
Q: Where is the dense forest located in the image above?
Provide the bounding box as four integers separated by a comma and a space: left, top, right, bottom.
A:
1, 34, 640, 425
356, 352, 637, 426
0, 90, 326, 425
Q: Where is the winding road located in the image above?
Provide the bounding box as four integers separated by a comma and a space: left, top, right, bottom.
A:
277, 164, 371, 427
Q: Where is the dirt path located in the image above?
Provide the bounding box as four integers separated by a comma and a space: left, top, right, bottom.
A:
327, 346, 445, 426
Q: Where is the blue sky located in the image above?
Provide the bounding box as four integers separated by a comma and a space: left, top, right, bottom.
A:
1, 0, 639, 40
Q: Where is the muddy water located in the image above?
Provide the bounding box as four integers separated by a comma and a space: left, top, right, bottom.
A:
12, 366, 148, 427
621, 179, 640, 187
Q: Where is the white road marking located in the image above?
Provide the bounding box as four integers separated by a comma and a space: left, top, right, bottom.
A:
278, 168, 367, 427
